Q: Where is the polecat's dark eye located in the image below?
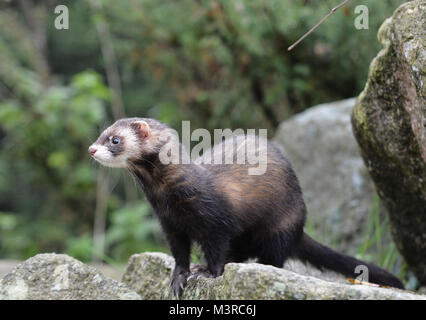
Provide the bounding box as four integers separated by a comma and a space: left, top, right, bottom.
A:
112, 137, 120, 144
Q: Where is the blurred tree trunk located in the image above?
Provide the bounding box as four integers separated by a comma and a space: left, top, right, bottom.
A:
93, 169, 109, 263
88, 0, 125, 120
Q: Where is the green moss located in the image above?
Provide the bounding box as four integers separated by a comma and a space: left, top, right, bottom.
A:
377, 17, 393, 46
352, 101, 367, 130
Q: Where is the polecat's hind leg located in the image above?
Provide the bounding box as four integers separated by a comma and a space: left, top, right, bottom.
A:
257, 252, 287, 268
226, 247, 251, 263
257, 232, 295, 268
200, 236, 230, 277
189, 245, 250, 280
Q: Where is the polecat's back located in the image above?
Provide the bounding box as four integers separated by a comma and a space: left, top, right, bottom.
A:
194, 135, 307, 231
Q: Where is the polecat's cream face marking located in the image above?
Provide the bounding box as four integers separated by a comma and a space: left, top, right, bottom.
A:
89, 119, 151, 168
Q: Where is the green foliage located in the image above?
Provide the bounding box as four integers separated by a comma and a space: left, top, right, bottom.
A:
90, 0, 406, 131
105, 202, 166, 261
63, 201, 166, 263
65, 234, 94, 263
0, 67, 109, 257
356, 196, 407, 279
0, 70, 107, 206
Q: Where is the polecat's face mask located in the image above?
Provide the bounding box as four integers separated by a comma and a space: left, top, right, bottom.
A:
88, 120, 151, 168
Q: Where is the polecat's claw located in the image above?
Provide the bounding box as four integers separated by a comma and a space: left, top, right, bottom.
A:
171, 271, 188, 299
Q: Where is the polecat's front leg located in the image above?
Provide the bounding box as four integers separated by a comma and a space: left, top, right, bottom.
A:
171, 264, 190, 299
162, 224, 191, 299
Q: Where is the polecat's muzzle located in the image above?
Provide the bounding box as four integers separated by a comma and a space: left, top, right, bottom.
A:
88, 146, 97, 155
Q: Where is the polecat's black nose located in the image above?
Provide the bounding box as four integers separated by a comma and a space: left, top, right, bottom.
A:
88, 146, 97, 155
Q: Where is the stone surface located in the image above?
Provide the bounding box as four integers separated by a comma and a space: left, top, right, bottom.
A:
283, 259, 347, 284
0, 260, 19, 281
274, 98, 388, 254
351, 0, 426, 284
122, 252, 425, 300
0, 260, 124, 282
0, 253, 140, 300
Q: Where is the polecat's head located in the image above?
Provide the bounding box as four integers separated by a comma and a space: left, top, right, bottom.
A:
88, 118, 167, 168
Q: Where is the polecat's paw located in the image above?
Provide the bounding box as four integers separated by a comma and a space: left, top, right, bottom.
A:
188, 271, 213, 281
171, 272, 188, 299
190, 264, 209, 273
188, 264, 215, 281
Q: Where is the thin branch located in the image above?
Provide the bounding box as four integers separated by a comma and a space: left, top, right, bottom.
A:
288, 0, 353, 51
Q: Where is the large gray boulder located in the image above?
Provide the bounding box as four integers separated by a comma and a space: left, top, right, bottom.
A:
122, 252, 425, 300
274, 98, 388, 255
0, 253, 140, 300
351, 0, 426, 284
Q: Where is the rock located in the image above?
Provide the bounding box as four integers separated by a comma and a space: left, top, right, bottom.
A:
351, 0, 426, 284
0, 259, 124, 282
283, 259, 348, 284
122, 252, 425, 300
0, 253, 140, 300
122, 252, 175, 299
0, 260, 19, 280
274, 98, 387, 255
89, 263, 124, 282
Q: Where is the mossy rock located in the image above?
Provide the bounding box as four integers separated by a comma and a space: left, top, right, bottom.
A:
352, 0, 426, 284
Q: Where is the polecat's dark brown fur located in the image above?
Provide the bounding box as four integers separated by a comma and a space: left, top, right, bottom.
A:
89, 117, 404, 298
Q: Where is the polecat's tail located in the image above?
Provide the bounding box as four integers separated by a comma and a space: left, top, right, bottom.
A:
294, 233, 404, 289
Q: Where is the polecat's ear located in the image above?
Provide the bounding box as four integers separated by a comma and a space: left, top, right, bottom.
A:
133, 121, 150, 138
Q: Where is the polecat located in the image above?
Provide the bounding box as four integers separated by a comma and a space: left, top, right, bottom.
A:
89, 117, 404, 298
